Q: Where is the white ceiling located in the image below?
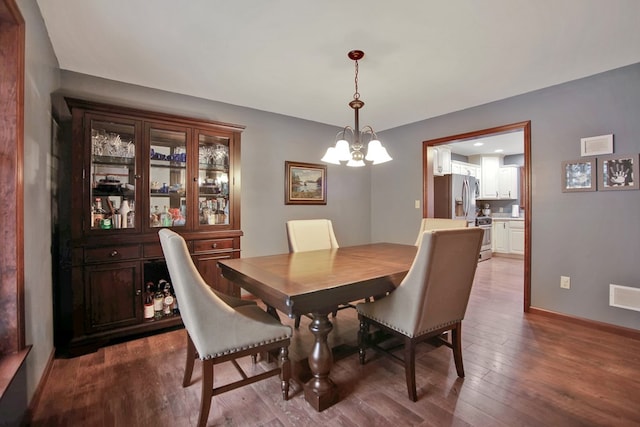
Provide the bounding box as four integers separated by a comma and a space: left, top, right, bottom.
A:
444, 130, 525, 157
37, 1, 640, 132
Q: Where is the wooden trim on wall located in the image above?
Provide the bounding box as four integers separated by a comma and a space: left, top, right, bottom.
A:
0, 0, 26, 356
529, 307, 640, 341
22, 348, 53, 424
0, 0, 26, 355
421, 121, 532, 313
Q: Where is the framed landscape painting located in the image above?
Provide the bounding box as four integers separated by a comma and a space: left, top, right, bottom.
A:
285, 161, 327, 205
561, 159, 595, 192
597, 154, 639, 191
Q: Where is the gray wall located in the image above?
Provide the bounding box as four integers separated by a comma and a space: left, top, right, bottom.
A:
56, 72, 373, 257
2, 0, 60, 424
374, 63, 640, 330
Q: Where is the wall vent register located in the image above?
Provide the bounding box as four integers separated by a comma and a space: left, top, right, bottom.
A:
609, 284, 640, 312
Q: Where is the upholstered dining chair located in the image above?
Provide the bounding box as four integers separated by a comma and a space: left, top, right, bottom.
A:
414, 217, 468, 246
357, 227, 483, 402
159, 229, 292, 427
286, 219, 345, 328
286, 218, 339, 252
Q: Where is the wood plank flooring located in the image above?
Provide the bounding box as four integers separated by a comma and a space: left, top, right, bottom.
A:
29, 257, 640, 426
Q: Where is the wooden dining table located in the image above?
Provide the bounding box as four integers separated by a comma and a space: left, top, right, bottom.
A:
218, 242, 417, 411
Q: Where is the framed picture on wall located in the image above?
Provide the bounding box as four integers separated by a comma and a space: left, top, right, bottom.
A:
561, 159, 596, 192
285, 161, 327, 205
597, 154, 639, 191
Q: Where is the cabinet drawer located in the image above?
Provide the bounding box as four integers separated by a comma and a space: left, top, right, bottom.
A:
510, 220, 524, 229
85, 245, 141, 263
193, 238, 234, 253
143, 243, 164, 259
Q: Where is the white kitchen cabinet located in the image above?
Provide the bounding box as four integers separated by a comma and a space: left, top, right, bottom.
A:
493, 219, 524, 256
493, 219, 509, 253
433, 146, 452, 176
451, 160, 479, 177
498, 166, 518, 199
451, 162, 461, 175
480, 156, 500, 198
509, 220, 525, 255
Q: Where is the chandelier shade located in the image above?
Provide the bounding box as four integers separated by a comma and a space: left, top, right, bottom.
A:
321, 50, 392, 167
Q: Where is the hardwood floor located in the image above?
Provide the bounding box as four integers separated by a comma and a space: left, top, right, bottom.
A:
30, 257, 640, 426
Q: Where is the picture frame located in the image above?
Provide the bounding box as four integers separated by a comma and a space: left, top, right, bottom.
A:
580, 134, 613, 157
597, 154, 639, 191
561, 159, 596, 192
285, 161, 327, 205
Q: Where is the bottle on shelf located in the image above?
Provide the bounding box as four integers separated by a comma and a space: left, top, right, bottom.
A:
143, 282, 154, 320
150, 206, 161, 227
91, 197, 106, 229
126, 200, 135, 228
172, 294, 179, 315
120, 199, 130, 229
163, 288, 174, 316
160, 206, 172, 227
100, 197, 115, 229
199, 200, 208, 225
153, 284, 164, 319
216, 198, 227, 224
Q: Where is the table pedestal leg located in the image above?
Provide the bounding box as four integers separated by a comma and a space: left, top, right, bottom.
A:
303, 312, 338, 411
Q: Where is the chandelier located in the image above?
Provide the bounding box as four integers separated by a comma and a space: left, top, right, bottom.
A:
321, 50, 392, 167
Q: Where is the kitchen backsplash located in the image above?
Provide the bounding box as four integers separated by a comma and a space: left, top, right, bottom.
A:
476, 199, 523, 218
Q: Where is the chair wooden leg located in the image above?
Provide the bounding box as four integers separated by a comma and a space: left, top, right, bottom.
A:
404, 337, 417, 402
183, 334, 197, 387
451, 322, 465, 377
266, 304, 281, 321
198, 360, 214, 427
279, 346, 291, 400
358, 318, 369, 365
294, 315, 301, 329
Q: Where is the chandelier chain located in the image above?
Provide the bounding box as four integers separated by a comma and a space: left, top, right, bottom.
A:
353, 60, 360, 100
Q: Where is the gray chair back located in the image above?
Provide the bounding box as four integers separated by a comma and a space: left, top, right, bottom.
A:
414, 218, 468, 246
159, 229, 291, 358
361, 228, 483, 337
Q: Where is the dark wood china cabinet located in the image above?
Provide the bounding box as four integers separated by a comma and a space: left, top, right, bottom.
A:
55, 98, 243, 356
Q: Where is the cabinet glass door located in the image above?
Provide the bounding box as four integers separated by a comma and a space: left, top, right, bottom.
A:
89, 119, 137, 231
148, 127, 188, 228
197, 132, 230, 226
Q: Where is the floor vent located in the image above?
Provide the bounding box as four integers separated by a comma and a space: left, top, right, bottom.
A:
609, 284, 640, 312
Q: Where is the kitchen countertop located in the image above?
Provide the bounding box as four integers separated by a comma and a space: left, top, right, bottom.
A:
491, 216, 524, 220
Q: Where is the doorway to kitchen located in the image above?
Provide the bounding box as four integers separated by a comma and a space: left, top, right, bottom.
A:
422, 121, 531, 312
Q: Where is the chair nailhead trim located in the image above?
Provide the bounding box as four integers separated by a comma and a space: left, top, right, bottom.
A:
360, 314, 462, 338
200, 335, 290, 360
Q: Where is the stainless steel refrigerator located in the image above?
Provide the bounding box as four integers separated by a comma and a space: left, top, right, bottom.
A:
433, 174, 478, 222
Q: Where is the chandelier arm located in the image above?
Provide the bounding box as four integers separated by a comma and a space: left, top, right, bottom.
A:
361, 125, 377, 140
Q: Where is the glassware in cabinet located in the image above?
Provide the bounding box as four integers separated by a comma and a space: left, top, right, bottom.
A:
89, 118, 138, 231
197, 133, 230, 226
148, 127, 188, 229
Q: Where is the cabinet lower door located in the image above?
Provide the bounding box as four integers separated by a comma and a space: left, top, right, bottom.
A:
85, 261, 142, 333
510, 227, 525, 255
493, 222, 510, 253
195, 253, 239, 297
